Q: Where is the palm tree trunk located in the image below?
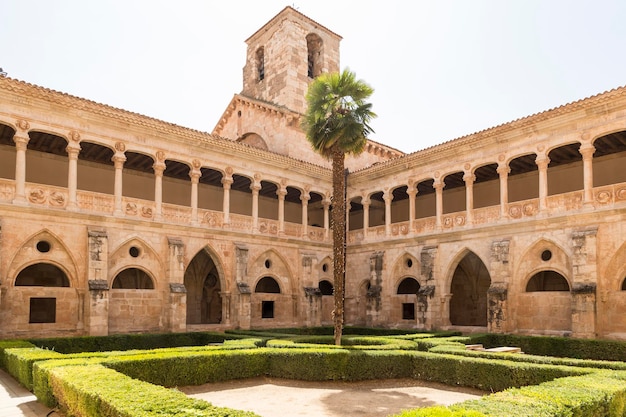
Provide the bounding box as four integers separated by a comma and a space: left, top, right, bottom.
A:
331, 147, 346, 345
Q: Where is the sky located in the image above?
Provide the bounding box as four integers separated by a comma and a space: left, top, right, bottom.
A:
2, 1, 626, 154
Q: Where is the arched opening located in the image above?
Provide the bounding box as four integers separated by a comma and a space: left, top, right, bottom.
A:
0, 123, 17, 181
442, 171, 465, 214
237, 132, 268, 151
230, 174, 253, 216
508, 154, 538, 202
15, 263, 70, 287
415, 179, 436, 220
112, 268, 154, 289
548, 143, 582, 195
26, 131, 69, 188
369, 191, 385, 227
306, 33, 322, 78
184, 249, 222, 324
76, 141, 115, 194
526, 271, 570, 292
122, 151, 155, 200
473, 163, 500, 208
198, 167, 224, 212
391, 186, 409, 223
397, 277, 420, 294
255, 276, 281, 293
256, 47, 265, 81
449, 252, 491, 326
162, 159, 191, 206
592, 131, 626, 186
319, 280, 333, 295
348, 196, 363, 231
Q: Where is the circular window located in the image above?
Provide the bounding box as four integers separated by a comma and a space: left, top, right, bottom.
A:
322, 263, 328, 272
265, 259, 271, 269
36, 241, 51, 253
406, 259, 413, 268
541, 250, 552, 262
129, 246, 141, 258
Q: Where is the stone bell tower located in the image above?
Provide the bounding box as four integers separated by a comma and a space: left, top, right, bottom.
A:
241, 6, 342, 114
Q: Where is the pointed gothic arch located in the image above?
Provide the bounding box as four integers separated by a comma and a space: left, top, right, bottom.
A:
184, 247, 224, 325
449, 250, 491, 326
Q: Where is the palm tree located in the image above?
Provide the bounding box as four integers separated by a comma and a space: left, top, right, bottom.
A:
302, 69, 376, 345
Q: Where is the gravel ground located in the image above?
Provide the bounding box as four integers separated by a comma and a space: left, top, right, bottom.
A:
181, 377, 484, 417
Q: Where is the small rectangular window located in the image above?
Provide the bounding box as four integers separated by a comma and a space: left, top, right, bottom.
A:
402, 303, 415, 320
30, 297, 56, 323
262, 301, 274, 319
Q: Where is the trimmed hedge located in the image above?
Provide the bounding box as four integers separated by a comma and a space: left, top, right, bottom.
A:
5, 330, 626, 417
470, 333, 626, 361
48, 364, 259, 417
0, 339, 35, 370
29, 331, 234, 354
266, 335, 419, 350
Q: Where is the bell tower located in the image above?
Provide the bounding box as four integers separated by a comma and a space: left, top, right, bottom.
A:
241, 6, 342, 114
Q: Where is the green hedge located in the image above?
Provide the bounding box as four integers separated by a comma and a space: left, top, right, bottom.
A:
4, 347, 65, 390
470, 333, 626, 361
29, 331, 233, 354
0, 339, 35, 370
48, 364, 259, 417
266, 335, 418, 350
104, 348, 268, 387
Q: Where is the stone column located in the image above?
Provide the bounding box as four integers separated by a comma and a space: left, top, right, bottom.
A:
322, 198, 330, 239
434, 179, 444, 228
221, 291, 231, 325
86, 229, 109, 336
497, 163, 510, 218
383, 189, 393, 236
12, 132, 29, 205
250, 178, 261, 233
221, 173, 233, 226
277, 186, 287, 235
153, 160, 165, 221
362, 197, 370, 240
112, 150, 126, 216
407, 184, 417, 232
570, 227, 598, 338
301, 191, 310, 238
167, 237, 187, 332
463, 172, 475, 225
580, 144, 596, 207
536, 155, 550, 212
66, 132, 81, 211
301, 254, 321, 327
189, 168, 201, 225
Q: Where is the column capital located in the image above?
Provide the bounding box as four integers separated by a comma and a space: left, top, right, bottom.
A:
497, 163, 510, 175
407, 184, 418, 196
300, 192, 310, 202
276, 187, 287, 197
579, 144, 596, 159
463, 173, 476, 184
13, 133, 29, 149
153, 161, 166, 175
433, 179, 444, 190
250, 182, 261, 192
383, 189, 394, 202
111, 152, 126, 165
536, 156, 550, 169
66, 142, 81, 157
361, 198, 371, 207
189, 169, 201, 182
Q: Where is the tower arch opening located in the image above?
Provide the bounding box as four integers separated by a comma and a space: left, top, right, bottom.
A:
449, 252, 491, 326
184, 249, 223, 325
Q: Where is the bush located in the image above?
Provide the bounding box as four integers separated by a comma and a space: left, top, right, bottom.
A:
48, 364, 260, 417
4, 347, 64, 390
0, 339, 35, 370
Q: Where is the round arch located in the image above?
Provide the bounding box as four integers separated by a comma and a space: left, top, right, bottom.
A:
319, 279, 333, 295
255, 276, 281, 293
526, 270, 570, 292
15, 263, 70, 287
111, 267, 154, 289
397, 277, 420, 294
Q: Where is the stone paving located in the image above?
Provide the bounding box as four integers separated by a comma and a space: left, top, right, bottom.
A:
0, 369, 61, 417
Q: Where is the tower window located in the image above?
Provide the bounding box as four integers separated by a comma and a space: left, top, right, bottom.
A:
256, 47, 265, 81
306, 33, 322, 78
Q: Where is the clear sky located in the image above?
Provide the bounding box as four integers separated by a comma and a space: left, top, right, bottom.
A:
2, 1, 625, 153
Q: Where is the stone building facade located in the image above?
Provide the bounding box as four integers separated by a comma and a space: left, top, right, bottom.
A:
1, 6, 626, 339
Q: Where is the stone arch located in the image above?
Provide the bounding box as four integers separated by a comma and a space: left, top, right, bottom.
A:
184, 247, 224, 325
353, 279, 371, 326
448, 250, 491, 327
108, 236, 163, 290
591, 129, 626, 186
597, 239, 626, 337
111, 267, 155, 289
250, 248, 295, 294
7, 229, 79, 288
237, 132, 268, 151
525, 270, 570, 292
319, 279, 333, 295
15, 263, 70, 287
391, 252, 421, 286
515, 239, 572, 335
255, 276, 281, 293
547, 142, 583, 195
0, 122, 17, 181
397, 277, 420, 294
